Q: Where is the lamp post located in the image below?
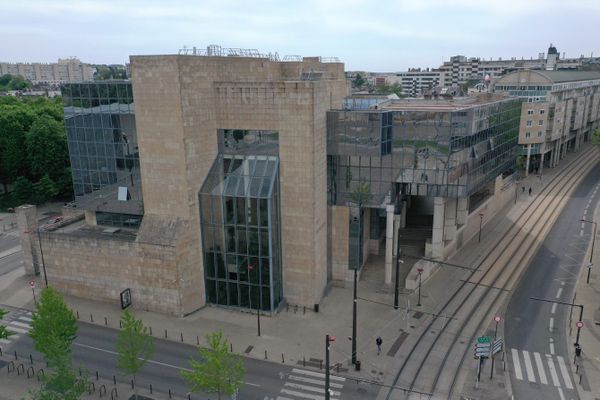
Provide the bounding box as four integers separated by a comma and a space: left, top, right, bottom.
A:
580, 219, 596, 284
530, 297, 584, 347
351, 266, 358, 365
490, 315, 501, 379
325, 334, 335, 400
394, 232, 404, 310
478, 213, 484, 243
416, 267, 424, 307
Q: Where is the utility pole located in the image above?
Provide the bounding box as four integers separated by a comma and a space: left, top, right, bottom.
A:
478, 213, 484, 243
352, 267, 358, 365
394, 233, 403, 310
417, 268, 423, 307
325, 334, 335, 400
490, 315, 501, 379
580, 219, 596, 284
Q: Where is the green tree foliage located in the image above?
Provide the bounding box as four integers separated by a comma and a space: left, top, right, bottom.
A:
352, 73, 366, 89
93, 65, 127, 80
350, 178, 372, 206
36, 174, 59, 202
12, 176, 34, 205
0, 308, 15, 340
26, 115, 69, 181
515, 155, 526, 172
593, 129, 600, 150
182, 331, 246, 400
374, 83, 404, 98
28, 287, 86, 400
116, 310, 155, 399
0, 74, 32, 91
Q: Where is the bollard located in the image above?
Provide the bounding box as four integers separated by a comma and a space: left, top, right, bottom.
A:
14, 350, 17, 360
181, 332, 184, 342
320, 360, 323, 370
264, 350, 268, 360
165, 329, 168, 339
30, 354, 33, 364
580, 374, 583, 384
282, 353, 285, 363
26, 366, 34, 378
96, 370, 99, 380
303, 357, 306, 367
76, 310, 80, 319
8, 361, 15, 373
197, 335, 199, 345
78, 367, 82, 377
230, 343, 233, 353
576, 363, 579, 373
99, 384, 107, 398
104, 317, 108, 326
0, 347, 2, 356
168, 389, 172, 399
37, 368, 44, 382
286, 303, 289, 312
337, 363, 340, 372
149, 326, 152, 335
119, 320, 122, 329
303, 306, 306, 315
90, 313, 93, 323
17, 363, 24, 376
88, 382, 95, 395
294, 305, 298, 314
113, 375, 116, 385
188, 394, 191, 400
150, 384, 153, 394
110, 387, 118, 400
131, 379, 134, 389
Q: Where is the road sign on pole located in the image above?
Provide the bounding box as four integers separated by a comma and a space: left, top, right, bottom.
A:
492, 338, 503, 355
29, 280, 35, 289
477, 336, 491, 344
474, 341, 491, 358
576, 321, 584, 329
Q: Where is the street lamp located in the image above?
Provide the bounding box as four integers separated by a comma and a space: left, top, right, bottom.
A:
580, 219, 596, 284
490, 315, 502, 379
325, 334, 335, 400
394, 232, 405, 310
416, 267, 424, 307
478, 213, 484, 243
351, 266, 358, 366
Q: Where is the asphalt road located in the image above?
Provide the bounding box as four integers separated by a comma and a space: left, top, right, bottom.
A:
0, 235, 21, 276
505, 165, 600, 400
8, 318, 379, 400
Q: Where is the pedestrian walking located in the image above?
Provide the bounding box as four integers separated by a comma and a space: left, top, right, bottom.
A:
376, 336, 383, 355
522, 186, 525, 192
528, 187, 532, 196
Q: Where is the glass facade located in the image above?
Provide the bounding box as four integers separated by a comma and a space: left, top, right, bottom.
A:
327, 98, 522, 205
199, 154, 282, 312
61, 81, 143, 217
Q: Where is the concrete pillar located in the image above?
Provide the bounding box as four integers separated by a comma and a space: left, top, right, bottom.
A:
85, 210, 97, 226
400, 200, 407, 229
444, 197, 457, 242
525, 144, 531, 177
431, 197, 446, 259
456, 197, 468, 226
385, 204, 394, 285
15, 204, 39, 276
539, 150, 544, 174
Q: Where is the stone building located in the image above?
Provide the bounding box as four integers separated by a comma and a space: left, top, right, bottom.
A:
17, 48, 525, 317
0, 58, 95, 85
494, 70, 600, 174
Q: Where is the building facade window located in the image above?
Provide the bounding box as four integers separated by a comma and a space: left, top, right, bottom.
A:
526, 120, 532, 126
538, 120, 544, 126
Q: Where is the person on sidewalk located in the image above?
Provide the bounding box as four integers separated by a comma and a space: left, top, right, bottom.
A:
528, 187, 532, 196
376, 336, 383, 355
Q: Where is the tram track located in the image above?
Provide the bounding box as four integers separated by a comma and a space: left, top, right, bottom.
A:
383, 146, 600, 399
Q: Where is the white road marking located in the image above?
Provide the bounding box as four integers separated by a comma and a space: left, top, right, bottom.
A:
288, 375, 343, 389
7, 326, 28, 334
522, 350, 536, 382
557, 356, 574, 389
18, 316, 33, 322
580, 230, 584, 236
546, 354, 560, 387
280, 388, 334, 400
10, 321, 30, 329
534, 352, 548, 385
550, 343, 555, 355
557, 387, 566, 400
581, 223, 586, 230
512, 349, 523, 380
551, 303, 557, 314
549, 317, 554, 331
556, 288, 563, 298
284, 382, 340, 396
291, 368, 345, 382
71, 343, 265, 387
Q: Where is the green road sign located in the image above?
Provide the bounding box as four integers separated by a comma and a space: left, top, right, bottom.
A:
477, 336, 491, 344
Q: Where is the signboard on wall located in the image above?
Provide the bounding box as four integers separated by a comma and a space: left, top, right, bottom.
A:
120, 288, 132, 309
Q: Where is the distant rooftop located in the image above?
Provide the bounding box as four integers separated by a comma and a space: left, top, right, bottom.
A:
378, 93, 511, 112
536, 70, 600, 83
176, 44, 340, 63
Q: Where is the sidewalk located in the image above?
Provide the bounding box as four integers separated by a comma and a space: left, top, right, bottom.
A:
0, 146, 595, 398
570, 180, 600, 400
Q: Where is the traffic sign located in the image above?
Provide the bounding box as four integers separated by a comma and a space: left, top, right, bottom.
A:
477, 336, 491, 344
494, 315, 502, 323
29, 280, 35, 289
576, 321, 584, 329
474, 341, 491, 358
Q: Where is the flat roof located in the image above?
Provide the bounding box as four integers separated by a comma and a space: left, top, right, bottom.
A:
376, 94, 512, 112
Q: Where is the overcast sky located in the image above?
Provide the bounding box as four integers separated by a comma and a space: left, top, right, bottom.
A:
2, 0, 599, 71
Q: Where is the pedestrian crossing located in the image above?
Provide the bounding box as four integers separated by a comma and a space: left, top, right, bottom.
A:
0, 309, 33, 347
277, 368, 346, 400
510, 348, 574, 389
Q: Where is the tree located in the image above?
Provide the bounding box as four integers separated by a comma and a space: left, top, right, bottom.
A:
593, 128, 600, 150
29, 287, 78, 366
116, 310, 155, 399
36, 174, 59, 202
515, 155, 526, 172
29, 287, 86, 400
0, 308, 15, 340
374, 83, 404, 98
352, 73, 366, 89
12, 176, 34, 204
182, 331, 246, 400
350, 178, 372, 207
26, 114, 69, 181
